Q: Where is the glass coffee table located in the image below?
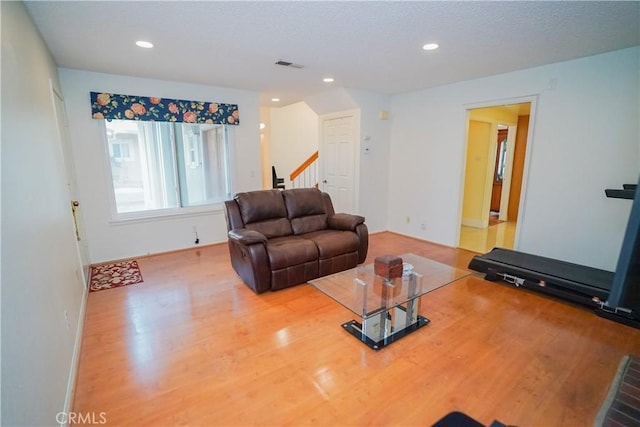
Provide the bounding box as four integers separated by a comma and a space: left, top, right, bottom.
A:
310, 253, 471, 350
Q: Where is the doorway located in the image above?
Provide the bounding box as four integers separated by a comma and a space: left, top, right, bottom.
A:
319, 110, 359, 214
459, 101, 532, 253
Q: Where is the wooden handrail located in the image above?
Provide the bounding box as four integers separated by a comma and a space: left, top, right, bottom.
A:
290, 151, 319, 181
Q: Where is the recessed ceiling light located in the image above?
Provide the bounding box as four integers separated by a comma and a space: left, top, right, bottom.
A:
422, 43, 439, 51
323, 77, 335, 83
271, 98, 280, 102
136, 40, 154, 49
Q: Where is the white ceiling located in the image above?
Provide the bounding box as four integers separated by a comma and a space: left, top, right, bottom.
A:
25, 1, 640, 107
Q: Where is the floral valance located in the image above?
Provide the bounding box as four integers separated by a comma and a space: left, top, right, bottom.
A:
90, 92, 239, 125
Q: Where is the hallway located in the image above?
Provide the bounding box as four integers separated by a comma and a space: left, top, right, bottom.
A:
459, 221, 516, 254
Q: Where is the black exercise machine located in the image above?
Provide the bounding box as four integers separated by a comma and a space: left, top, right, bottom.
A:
468, 178, 640, 328
272, 166, 285, 190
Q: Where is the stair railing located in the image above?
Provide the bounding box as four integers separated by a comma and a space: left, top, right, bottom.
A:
290, 151, 319, 189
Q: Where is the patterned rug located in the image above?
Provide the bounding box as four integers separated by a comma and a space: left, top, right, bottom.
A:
594, 355, 640, 427
89, 260, 143, 292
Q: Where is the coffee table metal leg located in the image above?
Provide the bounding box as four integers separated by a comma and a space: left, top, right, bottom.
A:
405, 297, 419, 326
341, 298, 430, 351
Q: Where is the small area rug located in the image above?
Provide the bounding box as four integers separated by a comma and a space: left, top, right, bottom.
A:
594, 355, 640, 427
89, 260, 143, 292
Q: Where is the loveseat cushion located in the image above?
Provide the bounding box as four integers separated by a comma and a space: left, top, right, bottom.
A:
290, 214, 327, 235
300, 230, 359, 259
245, 218, 292, 239
266, 236, 319, 270
236, 190, 292, 238
283, 188, 328, 234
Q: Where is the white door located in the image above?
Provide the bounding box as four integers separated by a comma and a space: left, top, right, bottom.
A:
320, 112, 358, 213
51, 83, 91, 284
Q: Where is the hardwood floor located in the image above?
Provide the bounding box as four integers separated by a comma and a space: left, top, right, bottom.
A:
459, 221, 517, 254
74, 232, 640, 426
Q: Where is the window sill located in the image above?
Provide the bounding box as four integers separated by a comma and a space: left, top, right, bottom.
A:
108, 204, 224, 225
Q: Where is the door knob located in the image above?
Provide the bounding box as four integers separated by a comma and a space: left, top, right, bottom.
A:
322, 180, 327, 184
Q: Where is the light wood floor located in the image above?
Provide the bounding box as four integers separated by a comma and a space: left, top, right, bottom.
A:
74, 232, 640, 426
459, 221, 516, 253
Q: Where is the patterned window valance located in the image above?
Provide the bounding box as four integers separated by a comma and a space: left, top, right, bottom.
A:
90, 92, 239, 125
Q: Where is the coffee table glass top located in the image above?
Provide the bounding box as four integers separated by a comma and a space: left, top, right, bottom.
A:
310, 253, 471, 318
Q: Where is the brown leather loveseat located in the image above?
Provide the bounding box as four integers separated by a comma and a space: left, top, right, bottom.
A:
224, 188, 368, 293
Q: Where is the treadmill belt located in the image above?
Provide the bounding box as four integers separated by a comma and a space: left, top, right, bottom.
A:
469, 248, 614, 302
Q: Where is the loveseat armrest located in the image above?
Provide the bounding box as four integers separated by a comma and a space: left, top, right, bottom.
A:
327, 213, 365, 231
228, 228, 268, 245
226, 231, 271, 294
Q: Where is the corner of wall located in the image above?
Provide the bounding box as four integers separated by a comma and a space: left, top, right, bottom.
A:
304, 88, 358, 115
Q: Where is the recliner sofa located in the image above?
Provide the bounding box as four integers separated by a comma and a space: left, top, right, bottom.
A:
224, 188, 368, 293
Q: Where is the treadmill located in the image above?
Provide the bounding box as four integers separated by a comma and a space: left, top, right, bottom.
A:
468, 179, 640, 329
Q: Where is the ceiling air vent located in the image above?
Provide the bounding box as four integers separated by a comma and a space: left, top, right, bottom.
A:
275, 60, 304, 69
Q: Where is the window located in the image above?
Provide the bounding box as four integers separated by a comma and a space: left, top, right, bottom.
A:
105, 120, 232, 216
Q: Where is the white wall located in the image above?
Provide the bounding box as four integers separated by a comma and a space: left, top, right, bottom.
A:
346, 89, 392, 233
59, 69, 261, 263
1, 2, 87, 425
305, 87, 359, 116
259, 106, 272, 189
270, 102, 318, 187
389, 47, 640, 271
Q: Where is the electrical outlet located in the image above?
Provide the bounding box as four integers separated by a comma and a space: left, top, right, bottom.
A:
420, 217, 428, 231
406, 216, 411, 224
